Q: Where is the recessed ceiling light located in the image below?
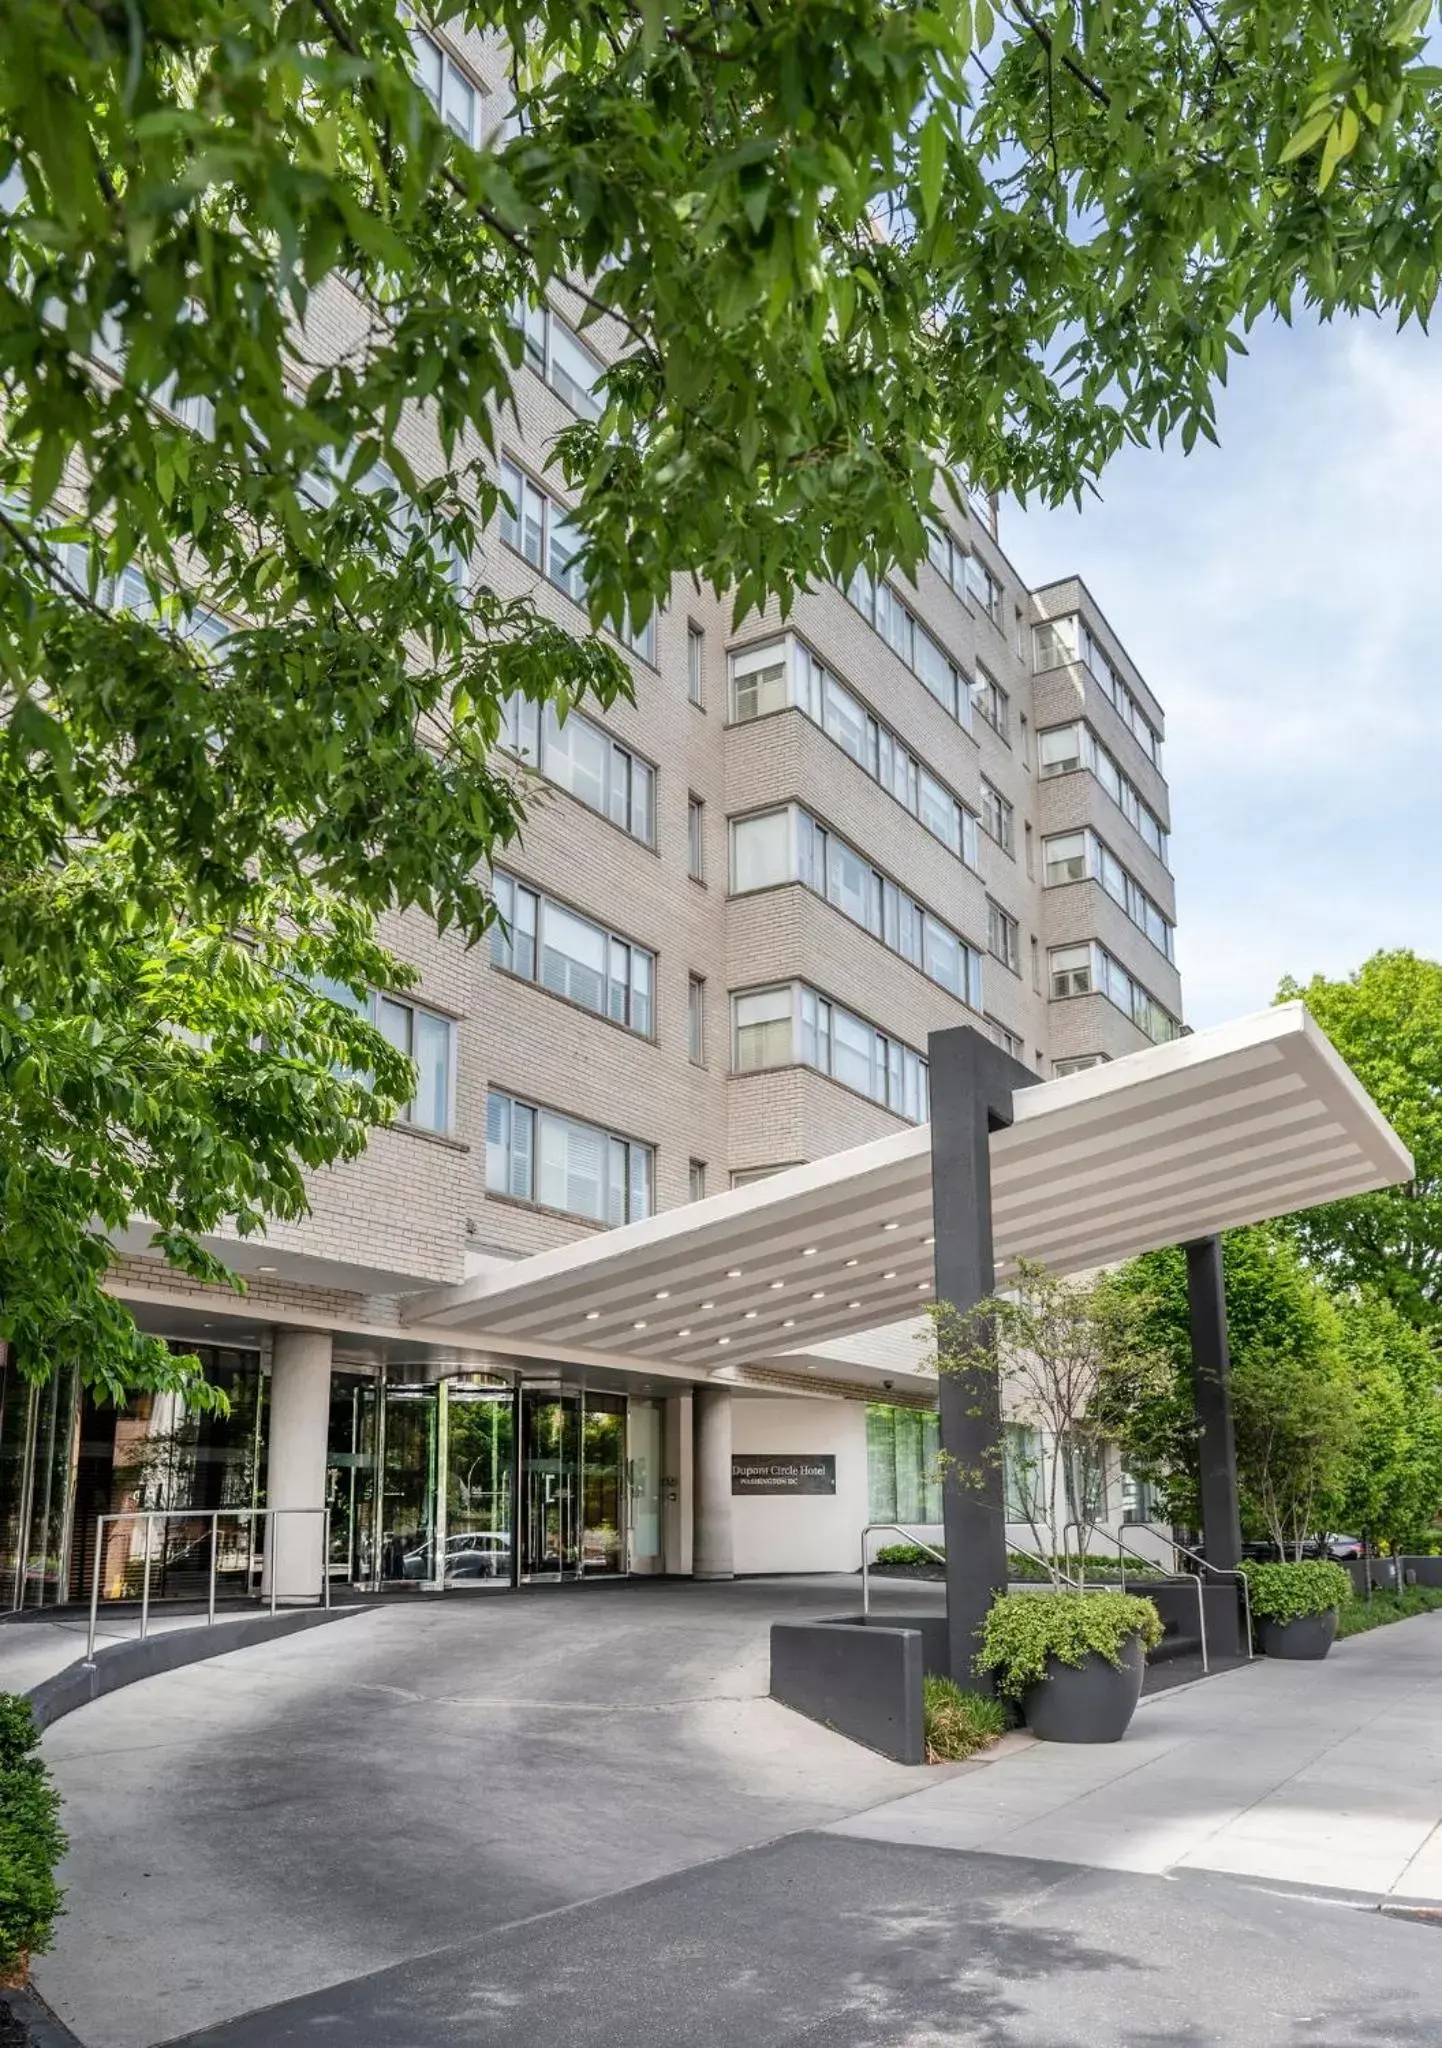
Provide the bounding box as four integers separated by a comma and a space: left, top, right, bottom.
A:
678, 1328, 691, 1337
782, 1319, 795, 1328
257, 1264, 277, 1274
726, 1268, 743, 1279
923, 1235, 935, 1246
916, 1282, 930, 1292
700, 1300, 714, 1310
655, 1290, 670, 1300
811, 1290, 826, 1300
882, 1221, 899, 1232
847, 1300, 861, 1310
769, 1280, 784, 1291
743, 1310, 758, 1320
717, 1336, 731, 1346
585, 1310, 601, 1320
802, 1246, 818, 1257
633, 1320, 647, 1330
844, 1258, 859, 1268
883, 1270, 896, 1280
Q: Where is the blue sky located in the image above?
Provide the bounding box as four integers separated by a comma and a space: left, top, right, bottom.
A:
1005, 313, 1441, 1030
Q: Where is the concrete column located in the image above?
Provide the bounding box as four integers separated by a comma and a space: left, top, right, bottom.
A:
692, 1387, 734, 1580
264, 1330, 333, 1603
662, 1393, 694, 1576
928, 1025, 1040, 1685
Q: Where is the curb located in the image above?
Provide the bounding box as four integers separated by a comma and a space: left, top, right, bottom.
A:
0, 1984, 85, 2046
26, 1606, 365, 1731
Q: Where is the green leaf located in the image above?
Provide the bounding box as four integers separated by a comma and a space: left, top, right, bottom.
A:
919, 109, 947, 228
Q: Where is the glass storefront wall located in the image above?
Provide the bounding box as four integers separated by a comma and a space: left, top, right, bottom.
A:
866, 1403, 943, 1526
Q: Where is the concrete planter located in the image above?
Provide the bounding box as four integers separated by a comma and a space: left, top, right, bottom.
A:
1021, 1632, 1147, 1743
1257, 1609, 1338, 1660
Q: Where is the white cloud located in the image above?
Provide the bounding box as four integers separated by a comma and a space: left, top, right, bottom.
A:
1006, 315, 1442, 1028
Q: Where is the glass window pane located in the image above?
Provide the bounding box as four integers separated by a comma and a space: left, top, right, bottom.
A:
376, 995, 411, 1056
539, 1112, 607, 1222
822, 674, 868, 766
412, 1013, 450, 1132
542, 705, 609, 815
918, 770, 960, 853
831, 1008, 875, 1098
913, 626, 957, 717
630, 758, 655, 845
547, 321, 603, 418
547, 509, 587, 602
629, 1144, 653, 1222
826, 837, 870, 926
631, 948, 653, 1035
731, 810, 793, 892
540, 901, 608, 1012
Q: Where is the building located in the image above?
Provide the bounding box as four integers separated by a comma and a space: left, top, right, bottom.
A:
0, 21, 1186, 1612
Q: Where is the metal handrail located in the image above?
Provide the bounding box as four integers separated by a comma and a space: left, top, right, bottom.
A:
86, 1506, 331, 1662
861, 1523, 945, 1616
1164, 1535, 1254, 1662
1065, 1518, 1210, 1674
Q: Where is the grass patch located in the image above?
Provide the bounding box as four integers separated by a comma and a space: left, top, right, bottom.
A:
1336, 1586, 1442, 1639
921, 1677, 1009, 1764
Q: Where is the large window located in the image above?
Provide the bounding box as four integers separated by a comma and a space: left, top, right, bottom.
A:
965, 553, 1002, 625
728, 638, 979, 868
971, 668, 1009, 740
732, 983, 929, 1123
491, 873, 653, 1034
867, 1405, 943, 1524
729, 806, 984, 1011
1003, 1423, 1042, 1522
926, 525, 1003, 628
1038, 721, 1169, 865
500, 694, 655, 847
409, 27, 481, 144
517, 300, 604, 419
1048, 942, 1180, 1043
486, 1092, 653, 1224
839, 572, 975, 734
497, 460, 655, 662
987, 899, 1020, 974
1033, 613, 1162, 766
1042, 830, 1174, 960
980, 778, 1014, 856
374, 994, 454, 1134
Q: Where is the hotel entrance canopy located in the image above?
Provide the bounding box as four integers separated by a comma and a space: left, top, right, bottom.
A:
405, 1004, 1412, 1375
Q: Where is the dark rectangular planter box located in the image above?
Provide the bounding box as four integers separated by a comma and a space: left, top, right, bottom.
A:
770, 1618, 925, 1764
1143, 1578, 1246, 1660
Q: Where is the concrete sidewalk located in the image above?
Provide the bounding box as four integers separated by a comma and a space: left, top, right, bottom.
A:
830, 1609, 1442, 1906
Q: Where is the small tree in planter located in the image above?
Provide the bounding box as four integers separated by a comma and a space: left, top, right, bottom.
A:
1231, 1342, 1358, 1561
932, 1263, 1170, 1741
1243, 1559, 1354, 1660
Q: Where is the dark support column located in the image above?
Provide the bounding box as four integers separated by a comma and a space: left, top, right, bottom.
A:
928, 1027, 1040, 1686
1185, 1235, 1245, 1656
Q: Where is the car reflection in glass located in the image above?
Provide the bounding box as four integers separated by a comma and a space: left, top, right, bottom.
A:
400, 1531, 512, 1582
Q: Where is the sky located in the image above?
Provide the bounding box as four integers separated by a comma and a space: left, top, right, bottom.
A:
1003, 313, 1442, 1031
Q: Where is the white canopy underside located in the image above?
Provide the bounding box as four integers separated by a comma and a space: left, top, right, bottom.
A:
407, 1004, 1411, 1380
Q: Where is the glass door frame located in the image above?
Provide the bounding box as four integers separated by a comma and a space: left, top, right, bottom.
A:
517, 1382, 629, 1584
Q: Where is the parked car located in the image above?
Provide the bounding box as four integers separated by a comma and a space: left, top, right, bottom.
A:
399, 1530, 511, 1583
1237, 1533, 1363, 1563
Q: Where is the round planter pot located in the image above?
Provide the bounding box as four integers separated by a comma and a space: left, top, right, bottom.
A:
1257, 1609, 1337, 1660
1020, 1632, 1146, 1743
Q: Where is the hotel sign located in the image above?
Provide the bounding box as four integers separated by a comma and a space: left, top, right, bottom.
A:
731, 1454, 836, 1496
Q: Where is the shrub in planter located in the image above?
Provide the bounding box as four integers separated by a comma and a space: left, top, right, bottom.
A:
977, 1592, 1163, 1743
0, 1695, 66, 1986
1242, 1560, 1353, 1660
921, 1678, 1009, 1764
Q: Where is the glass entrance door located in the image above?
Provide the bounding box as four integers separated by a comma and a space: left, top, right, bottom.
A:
378, 1385, 437, 1584
581, 1396, 626, 1576
521, 1391, 579, 1578
444, 1384, 514, 1585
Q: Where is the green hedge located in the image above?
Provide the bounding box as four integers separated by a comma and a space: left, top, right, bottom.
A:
872, 1543, 1162, 1582
976, 1591, 1164, 1698
1241, 1559, 1353, 1624
1335, 1586, 1442, 1638
0, 1695, 66, 1976
921, 1678, 1009, 1763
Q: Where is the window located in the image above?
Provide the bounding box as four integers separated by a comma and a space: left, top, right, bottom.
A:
987, 900, 1020, 974
971, 668, 1009, 740
1047, 943, 1180, 1043
1065, 1435, 1106, 1522
732, 984, 929, 1123
731, 1165, 787, 1187
979, 779, 1014, 856
491, 873, 653, 1034
498, 460, 660, 665
1003, 1423, 1042, 1522
730, 807, 984, 1010
1033, 615, 1080, 672
965, 553, 1003, 625
516, 300, 603, 419
486, 1091, 653, 1225
727, 638, 979, 869
1037, 722, 1169, 865
1055, 1054, 1109, 1076
1038, 614, 1163, 765
840, 570, 975, 736
500, 695, 655, 846
499, 459, 549, 571
1122, 1469, 1156, 1524
374, 995, 454, 1134
687, 796, 705, 881
410, 27, 482, 145
986, 1018, 1025, 1061
688, 974, 706, 1064
1041, 830, 1175, 958
1024, 821, 1035, 879
867, 1405, 943, 1524
689, 1159, 707, 1202
687, 624, 705, 707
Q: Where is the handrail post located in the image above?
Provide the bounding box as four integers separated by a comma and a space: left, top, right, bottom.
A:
87, 1514, 106, 1662
322, 1507, 331, 1610
140, 1513, 154, 1642
1196, 1572, 1209, 1674
270, 1509, 278, 1617
208, 1510, 218, 1629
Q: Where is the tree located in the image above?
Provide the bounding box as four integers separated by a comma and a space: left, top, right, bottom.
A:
1330, 1293, 1442, 1552
1096, 1227, 1341, 1531
1230, 1334, 1358, 1561
1278, 953, 1442, 1329
4, 4, 1442, 1396
932, 1261, 1171, 1586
